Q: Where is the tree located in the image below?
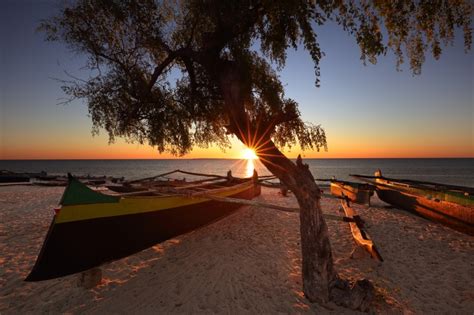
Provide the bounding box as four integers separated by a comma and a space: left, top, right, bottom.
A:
41, 0, 471, 309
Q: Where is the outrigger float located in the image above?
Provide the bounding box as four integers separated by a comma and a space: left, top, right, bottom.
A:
317, 178, 382, 261
26, 171, 261, 281
340, 198, 383, 262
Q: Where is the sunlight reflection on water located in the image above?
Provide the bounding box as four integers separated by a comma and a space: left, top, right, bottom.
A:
245, 159, 255, 178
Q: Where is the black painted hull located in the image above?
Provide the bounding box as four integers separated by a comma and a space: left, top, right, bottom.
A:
26, 185, 260, 281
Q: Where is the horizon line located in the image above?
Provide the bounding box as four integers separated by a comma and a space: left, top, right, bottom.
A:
1, 156, 473, 161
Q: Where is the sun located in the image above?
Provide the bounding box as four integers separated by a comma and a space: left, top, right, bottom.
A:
242, 148, 258, 160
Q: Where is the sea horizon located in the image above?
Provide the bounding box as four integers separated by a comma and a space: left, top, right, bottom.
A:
1, 157, 473, 161
2, 157, 473, 187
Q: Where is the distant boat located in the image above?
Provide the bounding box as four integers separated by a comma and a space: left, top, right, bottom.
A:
329, 179, 374, 205
352, 170, 474, 235
26, 172, 261, 281
0, 170, 40, 183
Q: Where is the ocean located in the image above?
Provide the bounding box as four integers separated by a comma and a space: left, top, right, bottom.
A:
1, 158, 473, 187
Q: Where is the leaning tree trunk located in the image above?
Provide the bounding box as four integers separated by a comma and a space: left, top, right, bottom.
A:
216, 60, 337, 303
214, 60, 374, 309
258, 142, 338, 303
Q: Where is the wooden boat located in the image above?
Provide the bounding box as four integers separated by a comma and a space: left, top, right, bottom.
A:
0, 170, 32, 183
0, 170, 53, 183
352, 170, 474, 235
329, 179, 374, 205
33, 174, 124, 186
26, 172, 261, 281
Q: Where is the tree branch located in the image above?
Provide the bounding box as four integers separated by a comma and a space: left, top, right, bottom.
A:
182, 57, 197, 92
147, 54, 176, 92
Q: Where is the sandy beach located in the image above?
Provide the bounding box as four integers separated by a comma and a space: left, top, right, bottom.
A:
0, 185, 473, 314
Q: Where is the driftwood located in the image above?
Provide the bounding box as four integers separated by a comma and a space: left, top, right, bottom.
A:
340, 198, 383, 262
329, 278, 374, 312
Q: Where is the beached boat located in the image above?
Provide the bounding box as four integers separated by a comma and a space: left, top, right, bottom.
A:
0, 170, 55, 183
351, 171, 474, 235
329, 179, 374, 205
26, 172, 261, 281
0, 170, 43, 183
33, 174, 124, 186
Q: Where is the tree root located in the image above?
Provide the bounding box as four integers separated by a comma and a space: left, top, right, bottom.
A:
329, 276, 375, 312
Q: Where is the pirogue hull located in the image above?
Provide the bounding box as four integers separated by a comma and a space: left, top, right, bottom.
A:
352, 173, 474, 235
330, 180, 374, 205
26, 175, 260, 281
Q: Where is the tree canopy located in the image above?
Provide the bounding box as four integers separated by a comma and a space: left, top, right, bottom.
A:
41, 0, 472, 306
40, 0, 472, 157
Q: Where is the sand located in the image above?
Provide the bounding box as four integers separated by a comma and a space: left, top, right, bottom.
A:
0, 185, 473, 314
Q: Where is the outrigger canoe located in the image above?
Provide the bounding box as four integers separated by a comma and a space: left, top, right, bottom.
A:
352, 170, 474, 235
26, 172, 261, 281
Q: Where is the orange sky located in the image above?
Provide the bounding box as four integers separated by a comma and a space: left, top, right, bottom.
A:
1, 132, 472, 160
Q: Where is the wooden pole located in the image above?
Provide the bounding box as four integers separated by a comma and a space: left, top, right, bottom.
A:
196, 193, 356, 223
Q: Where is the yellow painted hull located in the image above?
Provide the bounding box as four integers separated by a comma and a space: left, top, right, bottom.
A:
26, 177, 261, 281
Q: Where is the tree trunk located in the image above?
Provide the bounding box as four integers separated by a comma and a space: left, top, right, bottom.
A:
216, 61, 336, 303
214, 60, 374, 309
261, 144, 338, 303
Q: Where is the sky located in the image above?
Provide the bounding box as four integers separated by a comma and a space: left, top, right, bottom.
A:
0, 1, 473, 160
